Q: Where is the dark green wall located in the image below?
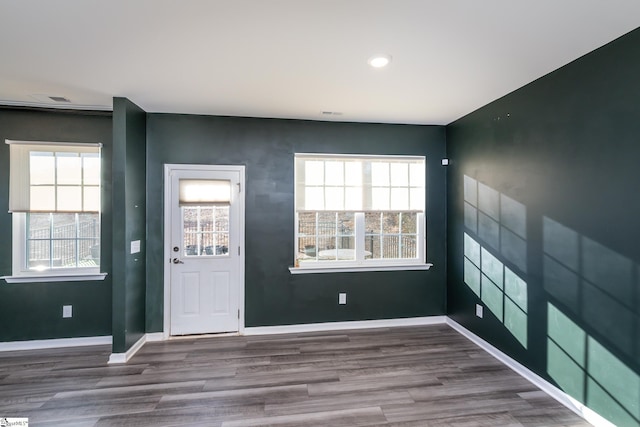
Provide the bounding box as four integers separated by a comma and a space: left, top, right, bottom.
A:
446, 28, 640, 426
112, 98, 147, 353
146, 116, 447, 330
0, 108, 112, 341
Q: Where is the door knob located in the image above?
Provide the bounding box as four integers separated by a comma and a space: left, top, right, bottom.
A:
172, 258, 184, 264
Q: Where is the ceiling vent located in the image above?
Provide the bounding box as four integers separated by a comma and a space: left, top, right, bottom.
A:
48, 96, 71, 103
29, 94, 72, 104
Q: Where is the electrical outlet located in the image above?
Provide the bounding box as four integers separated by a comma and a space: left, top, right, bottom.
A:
338, 293, 347, 305
63, 305, 73, 318
475, 304, 483, 318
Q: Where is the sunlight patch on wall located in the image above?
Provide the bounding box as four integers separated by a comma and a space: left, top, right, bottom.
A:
465, 176, 527, 273
464, 233, 528, 348
548, 302, 640, 427
543, 216, 639, 359
587, 337, 640, 426
463, 233, 481, 297
463, 175, 528, 349
504, 269, 528, 348
548, 302, 586, 400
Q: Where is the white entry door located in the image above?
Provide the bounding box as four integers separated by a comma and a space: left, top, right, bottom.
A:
167, 166, 244, 335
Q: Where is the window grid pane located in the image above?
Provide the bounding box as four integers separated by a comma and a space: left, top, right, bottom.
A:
56, 153, 82, 185
298, 212, 318, 260
27, 213, 100, 270
183, 206, 230, 256
297, 212, 355, 262
365, 212, 418, 260
29, 151, 101, 212
296, 155, 424, 212
82, 155, 101, 185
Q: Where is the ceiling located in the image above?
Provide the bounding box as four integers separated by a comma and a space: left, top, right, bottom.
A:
1, 1, 639, 125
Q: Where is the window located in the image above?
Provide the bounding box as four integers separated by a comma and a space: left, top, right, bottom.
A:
179, 179, 231, 257
182, 206, 230, 256
4, 140, 104, 282
294, 154, 428, 272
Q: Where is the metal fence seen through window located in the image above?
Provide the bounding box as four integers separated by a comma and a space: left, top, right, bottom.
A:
298, 212, 417, 260
28, 216, 100, 269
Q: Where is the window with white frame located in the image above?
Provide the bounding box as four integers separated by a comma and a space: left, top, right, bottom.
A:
5, 140, 102, 280
294, 154, 426, 269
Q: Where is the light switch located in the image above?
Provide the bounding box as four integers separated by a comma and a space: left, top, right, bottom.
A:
476, 304, 483, 318
63, 305, 73, 318
339, 293, 347, 305
131, 240, 141, 254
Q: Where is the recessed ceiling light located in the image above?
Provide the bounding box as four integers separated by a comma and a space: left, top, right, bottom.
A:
368, 54, 392, 68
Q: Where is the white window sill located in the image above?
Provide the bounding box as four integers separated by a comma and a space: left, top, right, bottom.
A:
1, 273, 108, 283
289, 263, 433, 275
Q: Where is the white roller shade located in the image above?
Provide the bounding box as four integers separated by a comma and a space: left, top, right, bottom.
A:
295, 154, 425, 211
7, 140, 101, 213
179, 179, 231, 206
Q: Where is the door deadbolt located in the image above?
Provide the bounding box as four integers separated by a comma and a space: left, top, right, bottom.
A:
173, 246, 179, 252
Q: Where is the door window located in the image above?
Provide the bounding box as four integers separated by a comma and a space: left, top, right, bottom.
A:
182, 206, 229, 257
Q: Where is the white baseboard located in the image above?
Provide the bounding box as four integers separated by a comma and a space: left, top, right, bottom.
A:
145, 332, 165, 342
108, 334, 146, 365
0, 335, 112, 352
445, 318, 615, 427
0, 318, 445, 353
244, 316, 446, 336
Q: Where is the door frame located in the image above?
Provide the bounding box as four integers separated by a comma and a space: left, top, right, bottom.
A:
163, 163, 246, 339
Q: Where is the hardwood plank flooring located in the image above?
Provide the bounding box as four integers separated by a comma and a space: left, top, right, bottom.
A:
0, 325, 591, 426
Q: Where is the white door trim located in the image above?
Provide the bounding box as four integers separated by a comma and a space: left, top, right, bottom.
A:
163, 164, 245, 339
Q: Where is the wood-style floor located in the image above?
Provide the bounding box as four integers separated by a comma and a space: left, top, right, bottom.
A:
0, 325, 590, 426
